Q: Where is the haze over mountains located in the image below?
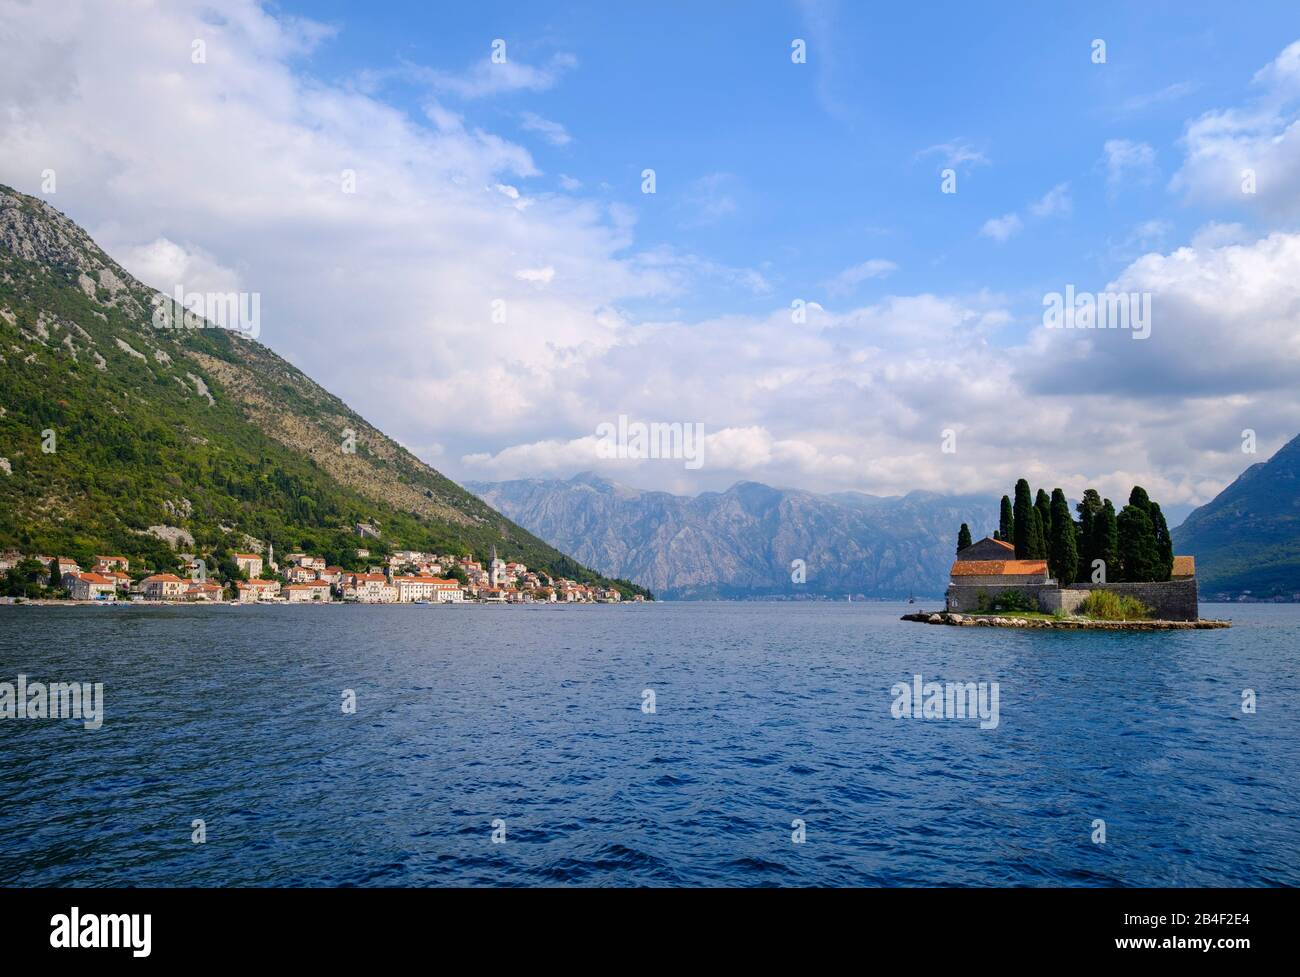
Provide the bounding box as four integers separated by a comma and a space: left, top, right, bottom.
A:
468, 473, 995, 599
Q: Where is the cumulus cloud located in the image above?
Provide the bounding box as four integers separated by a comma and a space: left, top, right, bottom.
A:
1171, 40, 1300, 212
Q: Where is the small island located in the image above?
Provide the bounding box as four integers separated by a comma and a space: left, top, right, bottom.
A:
905, 480, 1230, 630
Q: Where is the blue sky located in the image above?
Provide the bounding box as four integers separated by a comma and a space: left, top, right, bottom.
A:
273, 0, 1295, 325
3, 0, 1300, 518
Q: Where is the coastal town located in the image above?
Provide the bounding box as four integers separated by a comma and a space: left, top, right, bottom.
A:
0, 545, 641, 605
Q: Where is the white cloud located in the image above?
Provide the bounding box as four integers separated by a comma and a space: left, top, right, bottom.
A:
115, 237, 244, 295
519, 111, 571, 147
1119, 81, 1198, 113
420, 51, 577, 99
980, 214, 1022, 242
822, 259, 898, 296
1171, 40, 1300, 212
1102, 139, 1158, 189
515, 266, 555, 285
1029, 182, 1072, 218
917, 138, 990, 172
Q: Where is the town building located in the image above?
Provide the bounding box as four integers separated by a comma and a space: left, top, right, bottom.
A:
185, 581, 223, 601
235, 579, 280, 602
284, 581, 332, 602
63, 571, 117, 600
234, 552, 263, 578
340, 573, 398, 603
138, 573, 189, 601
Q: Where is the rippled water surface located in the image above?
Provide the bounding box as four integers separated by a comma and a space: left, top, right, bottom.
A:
1, 601, 1297, 886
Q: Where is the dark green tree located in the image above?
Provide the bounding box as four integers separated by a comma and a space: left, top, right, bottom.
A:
1117, 504, 1160, 581
1048, 489, 1078, 584
1128, 485, 1152, 516
1094, 499, 1119, 582
1028, 505, 1048, 560
999, 495, 1014, 543
1012, 479, 1034, 558
1035, 489, 1053, 544
1075, 489, 1103, 582
957, 523, 973, 552
1150, 502, 1174, 581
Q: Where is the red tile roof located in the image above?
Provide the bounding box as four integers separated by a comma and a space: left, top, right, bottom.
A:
950, 560, 1049, 577
1172, 555, 1195, 578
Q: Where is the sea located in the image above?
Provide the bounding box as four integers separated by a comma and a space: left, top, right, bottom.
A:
0, 601, 1296, 887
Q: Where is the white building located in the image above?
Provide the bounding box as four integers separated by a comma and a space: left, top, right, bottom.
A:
234, 552, 263, 578
235, 579, 280, 602
284, 581, 332, 602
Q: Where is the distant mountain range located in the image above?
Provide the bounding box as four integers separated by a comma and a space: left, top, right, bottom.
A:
472, 432, 1300, 601
1173, 433, 1300, 599
0, 184, 647, 597
467, 473, 995, 599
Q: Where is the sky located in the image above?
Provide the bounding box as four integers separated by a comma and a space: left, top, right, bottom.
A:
3, 0, 1300, 523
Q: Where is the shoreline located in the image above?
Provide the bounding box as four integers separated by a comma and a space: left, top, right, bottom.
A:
902, 611, 1231, 630
0, 598, 635, 608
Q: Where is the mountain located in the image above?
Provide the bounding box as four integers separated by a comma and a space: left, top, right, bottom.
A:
466, 472, 996, 599
1173, 434, 1300, 598
0, 184, 648, 596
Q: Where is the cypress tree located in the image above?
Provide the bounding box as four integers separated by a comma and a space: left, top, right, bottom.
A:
957, 523, 972, 553
1048, 488, 1078, 585
999, 495, 1014, 543
1028, 505, 1048, 560
1094, 499, 1119, 582
1012, 479, 1034, 559
1121, 486, 1160, 581
1035, 489, 1053, 545
1117, 504, 1159, 581
1150, 502, 1174, 580
1075, 489, 1102, 581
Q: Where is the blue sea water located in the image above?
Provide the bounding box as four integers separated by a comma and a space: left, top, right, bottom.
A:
0, 601, 1296, 887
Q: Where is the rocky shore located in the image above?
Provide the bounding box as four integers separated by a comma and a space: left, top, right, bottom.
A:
901, 611, 1231, 630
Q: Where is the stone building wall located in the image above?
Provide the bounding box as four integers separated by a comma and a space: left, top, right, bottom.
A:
946, 583, 1056, 613
1057, 580, 1200, 621
949, 579, 1200, 620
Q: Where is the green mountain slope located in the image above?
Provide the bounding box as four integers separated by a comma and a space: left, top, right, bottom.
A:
0, 184, 649, 595
1172, 433, 1300, 598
